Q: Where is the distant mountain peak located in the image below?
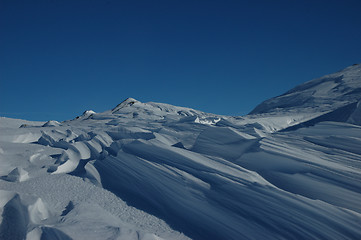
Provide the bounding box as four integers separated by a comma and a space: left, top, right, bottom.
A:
112, 98, 140, 113
83, 110, 96, 115
73, 110, 96, 120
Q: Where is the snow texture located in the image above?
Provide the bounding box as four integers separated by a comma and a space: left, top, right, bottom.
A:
1, 64, 361, 239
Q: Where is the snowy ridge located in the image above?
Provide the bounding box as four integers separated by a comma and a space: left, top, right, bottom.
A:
112, 98, 140, 113
249, 63, 361, 129
1, 64, 361, 239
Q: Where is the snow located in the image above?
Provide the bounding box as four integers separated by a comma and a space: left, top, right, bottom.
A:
73, 110, 96, 120
348, 100, 361, 125
0, 117, 45, 129
1, 64, 361, 239
42, 120, 61, 127
249, 64, 361, 120
112, 97, 140, 113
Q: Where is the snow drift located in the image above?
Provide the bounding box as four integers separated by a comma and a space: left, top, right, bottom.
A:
1, 64, 361, 239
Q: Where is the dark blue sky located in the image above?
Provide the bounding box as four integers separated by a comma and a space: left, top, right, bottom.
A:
1, 0, 361, 121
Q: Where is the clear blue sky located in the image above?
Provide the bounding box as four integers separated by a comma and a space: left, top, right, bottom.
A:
1, 0, 361, 121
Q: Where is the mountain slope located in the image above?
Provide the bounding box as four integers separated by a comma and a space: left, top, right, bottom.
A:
1, 64, 361, 239
249, 63, 361, 129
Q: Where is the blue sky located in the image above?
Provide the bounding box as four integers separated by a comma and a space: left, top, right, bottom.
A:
1, 0, 361, 121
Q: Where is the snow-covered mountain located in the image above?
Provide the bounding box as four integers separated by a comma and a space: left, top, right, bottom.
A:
250, 63, 361, 129
1, 64, 361, 240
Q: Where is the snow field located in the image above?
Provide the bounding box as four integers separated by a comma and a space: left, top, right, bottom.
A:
1, 64, 361, 239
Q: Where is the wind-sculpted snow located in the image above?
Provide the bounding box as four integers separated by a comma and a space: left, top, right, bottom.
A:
1, 64, 361, 239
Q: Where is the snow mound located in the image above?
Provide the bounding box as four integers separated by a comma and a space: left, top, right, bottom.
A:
0, 190, 53, 240
1, 167, 29, 182
347, 100, 361, 125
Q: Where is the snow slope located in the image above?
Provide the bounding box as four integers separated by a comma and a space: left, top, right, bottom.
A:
1, 64, 361, 239
248, 63, 361, 130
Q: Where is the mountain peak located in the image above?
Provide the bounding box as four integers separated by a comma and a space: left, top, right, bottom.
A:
112, 98, 140, 113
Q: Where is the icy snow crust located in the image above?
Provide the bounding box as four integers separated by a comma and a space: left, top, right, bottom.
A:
1, 64, 361, 239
